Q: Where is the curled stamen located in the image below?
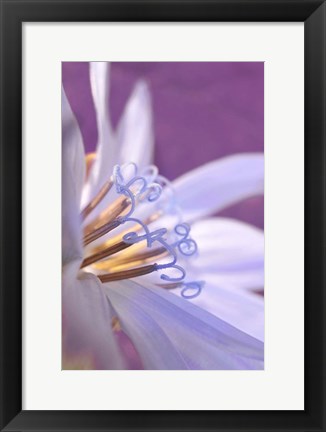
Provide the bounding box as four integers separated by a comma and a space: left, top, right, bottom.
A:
156, 264, 186, 282
116, 187, 136, 220
178, 239, 197, 256
113, 164, 163, 221
156, 175, 175, 197
125, 176, 148, 195
139, 165, 164, 202
172, 223, 198, 256
174, 223, 191, 237
139, 183, 162, 202
156, 280, 204, 299
181, 281, 205, 299
112, 166, 137, 219
122, 217, 167, 248
115, 162, 138, 185
79, 161, 203, 299
121, 217, 186, 282
155, 175, 180, 214
140, 165, 159, 183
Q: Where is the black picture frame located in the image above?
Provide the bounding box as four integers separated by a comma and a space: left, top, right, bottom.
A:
0, 0, 325, 431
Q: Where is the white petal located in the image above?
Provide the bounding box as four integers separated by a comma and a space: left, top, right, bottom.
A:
62, 264, 125, 370
90, 62, 111, 137
175, 282, 264, 341
191, 217, 264, 291
105, 283, 187, 370
62, 87, 85, 202
116, 81, 154, 169
81, 62, 116, 207
105, 281, 263, 370
173, 153, 264, 222
62, 87, 85, 265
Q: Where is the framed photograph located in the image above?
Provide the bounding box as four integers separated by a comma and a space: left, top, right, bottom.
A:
0, 0, 325, 431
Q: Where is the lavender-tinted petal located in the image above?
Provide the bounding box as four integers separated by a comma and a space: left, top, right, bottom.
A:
173, 153, 264, 222
62, 87, 85, 265
62, 264, 125, 370
174, 280, 264, 341
105, 280, 264, 370
104, 283, 187, 370
191, 217, 264, 291
82, 62, 116, 207
116, 81, 154, 169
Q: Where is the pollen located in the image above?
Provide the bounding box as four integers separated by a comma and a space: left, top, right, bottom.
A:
85, 152, 97, 179
111, 316, 122, 332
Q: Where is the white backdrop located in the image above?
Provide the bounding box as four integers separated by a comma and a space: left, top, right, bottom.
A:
23, 22, 304, 410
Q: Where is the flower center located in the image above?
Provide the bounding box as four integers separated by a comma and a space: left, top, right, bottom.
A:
80, 162, 203, 299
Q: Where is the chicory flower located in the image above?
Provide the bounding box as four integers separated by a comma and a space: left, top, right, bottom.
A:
62, 62, 264, 370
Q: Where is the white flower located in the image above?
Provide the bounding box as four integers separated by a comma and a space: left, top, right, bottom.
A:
62, 62, 264, 370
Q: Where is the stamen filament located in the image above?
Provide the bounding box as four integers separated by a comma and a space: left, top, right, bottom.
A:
89, 210, 163, 255
157, 282, 182, 289
84, 196, 129, 235
81, 180, 113, 221
107, 247, 167, 267
78, 162, 202, 299
93, 247, 168, 272
81, 241, 132, 268
85, 152, 96, 178
83, 219, 121, 246
98, 264, 156, 282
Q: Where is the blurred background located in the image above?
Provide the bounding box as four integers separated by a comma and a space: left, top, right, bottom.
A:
62, 62, 264, 229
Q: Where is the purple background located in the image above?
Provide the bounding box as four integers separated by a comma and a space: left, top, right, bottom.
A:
63, 62, 264, 229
